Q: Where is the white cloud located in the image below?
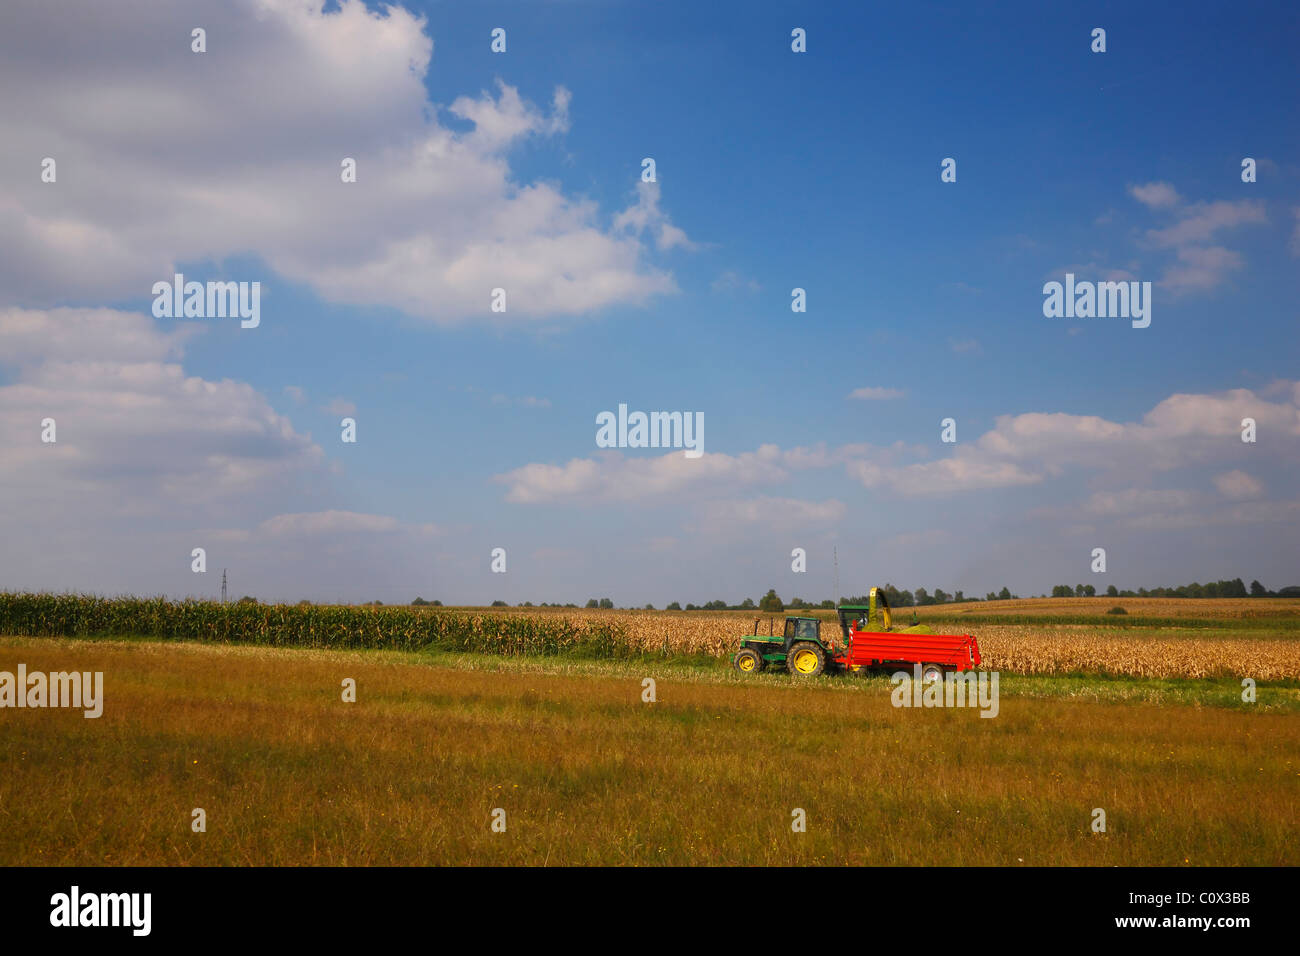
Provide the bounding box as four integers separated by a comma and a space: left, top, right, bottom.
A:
1129, 182, 1182, 209
1213, 470, 1263, 500
1122, 184, 1267, 294
612, 180, 697, 251
0, 308, 324, 515
257, 510, 437, 537
847, 455, 1041, 495
323, 398, 357, 416
0, 0, 682, 324
699, 496, 846, 530
0, 306, 192, 367
711, 270, 761, 294
0, 305, 458, 599
497, 447, 788, 504
496, 384, 1300, 506
1160, 245, 1244, 291
848, 386, 904, 400
1084, 488, 1199, 515
1144, 200, 1267, 248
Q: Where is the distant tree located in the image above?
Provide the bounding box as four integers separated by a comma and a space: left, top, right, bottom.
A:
1250, 579, 1268, 597
237, 596, 258, 604
913, 587, 931, 606
1082, 584, 1096, 597
644, 603, 655, 610
819, 599, 836, 609
520, 601, 534, 607
666, 601, 682, 610
297, 599, 312, 607
411, 597, 429, 606
1051, 585, 1073, 598
1278, 586, 1300, 598
1106, 585, 1118, 597
703, 599, 728, 611
432, 599, 443, 606
738, 597, 756, 610
685, 603, 699, 610
953, 590, 964, 603
585, 599, 599, 608
599, 598, 614, 609
758, 589, 784, 612
490, 600, 507, 607
985, 592, 997, 602
933, 588, 949, 604
997, 587, 1012, 601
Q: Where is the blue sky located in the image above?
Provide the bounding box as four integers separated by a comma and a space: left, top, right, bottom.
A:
1, 0, 1297, 604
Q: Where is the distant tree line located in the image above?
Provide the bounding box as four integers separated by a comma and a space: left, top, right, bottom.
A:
389, 578, 1298, 610
1053, 578, 1298, 599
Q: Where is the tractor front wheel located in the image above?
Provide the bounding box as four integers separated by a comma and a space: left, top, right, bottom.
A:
734, 648, 763, 674
787, 642, 826, 677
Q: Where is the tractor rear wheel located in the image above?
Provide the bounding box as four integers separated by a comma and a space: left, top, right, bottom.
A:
787, 642, 826, 676
921, 662, 944, 683
734, 648, 763, 674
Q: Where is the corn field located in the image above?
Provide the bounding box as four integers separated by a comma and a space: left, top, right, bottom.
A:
460, 608, 1300, 677
972, 625, 1300, 680
0, 593, 632, 658
2, 594, 1297, 678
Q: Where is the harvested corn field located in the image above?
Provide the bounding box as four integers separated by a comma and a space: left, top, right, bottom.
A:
3, 593, 1298, 680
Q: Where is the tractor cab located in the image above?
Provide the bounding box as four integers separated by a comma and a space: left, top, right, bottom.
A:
782, 616, 821, 646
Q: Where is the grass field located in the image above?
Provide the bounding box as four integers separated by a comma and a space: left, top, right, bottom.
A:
1, 635, 1296, 866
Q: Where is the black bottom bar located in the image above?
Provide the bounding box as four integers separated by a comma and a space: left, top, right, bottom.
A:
0, 866, 1278, 943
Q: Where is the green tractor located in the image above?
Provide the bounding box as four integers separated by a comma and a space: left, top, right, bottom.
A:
731, 614, 843, 677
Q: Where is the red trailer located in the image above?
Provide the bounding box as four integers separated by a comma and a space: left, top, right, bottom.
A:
835, 590, 982, 680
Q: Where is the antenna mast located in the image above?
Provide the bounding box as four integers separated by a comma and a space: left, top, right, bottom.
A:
833, 547, 840, 606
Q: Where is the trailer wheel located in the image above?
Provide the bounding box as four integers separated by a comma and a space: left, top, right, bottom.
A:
787, 642, 826, 676
921, 662, 944, 683
734, 648, 763, 674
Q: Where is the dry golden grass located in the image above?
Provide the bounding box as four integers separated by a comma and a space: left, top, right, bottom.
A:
1, 638, 1296, 866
